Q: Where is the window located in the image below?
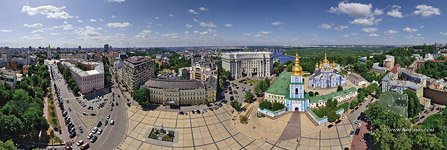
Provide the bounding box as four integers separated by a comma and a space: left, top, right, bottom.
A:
295, 88, 298, 94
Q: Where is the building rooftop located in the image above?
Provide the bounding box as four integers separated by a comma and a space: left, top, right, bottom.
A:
265, 72, 291, 96
378, 91, 408, 117
309, 87, 357, 103
62, 61, 104, 77
126, 56, 151, 64
144, 78, 204, 90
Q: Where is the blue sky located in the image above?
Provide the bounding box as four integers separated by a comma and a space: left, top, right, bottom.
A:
0, 0, 446, 48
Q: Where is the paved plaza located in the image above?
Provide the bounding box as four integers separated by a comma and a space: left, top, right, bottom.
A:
117, 104, 355, 150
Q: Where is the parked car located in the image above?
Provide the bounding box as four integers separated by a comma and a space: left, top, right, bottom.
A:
80, 143, 89, 150
110, 120, 115, 125
79, 127, 84, 133
76, 140, 84, 146
97, 129, 102, 135
90, 136, 98, 143
87, 133, 93, 139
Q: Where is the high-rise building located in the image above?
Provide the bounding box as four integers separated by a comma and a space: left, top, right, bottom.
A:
383, 55, 395, 70
221, 51, 272, 79
122, 56, 153, 94
104, 44, 109, 52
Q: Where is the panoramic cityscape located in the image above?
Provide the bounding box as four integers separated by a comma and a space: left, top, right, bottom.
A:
0, 0, 446, 150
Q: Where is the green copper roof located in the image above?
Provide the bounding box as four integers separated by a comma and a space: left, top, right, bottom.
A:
309, 87, 357, 103
265, 72, 291, 95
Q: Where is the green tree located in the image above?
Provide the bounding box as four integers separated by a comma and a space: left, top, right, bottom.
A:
337, 85, 343, 91
308, 91, 314, 97
271, 102, 285, 111
133, 88, 150, 108
0, 140, 17, 150
244, 91, 254, 103
230, 100, 242, 113
259, 100, 272, 110
405, 90, 423, 118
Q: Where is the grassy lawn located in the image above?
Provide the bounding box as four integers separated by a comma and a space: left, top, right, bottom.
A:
47, 94, 61, 132
148, 128, 158, 139
162, 135, 174, 142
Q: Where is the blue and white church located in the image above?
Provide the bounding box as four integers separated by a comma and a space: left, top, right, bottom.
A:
285, 51, 310, 112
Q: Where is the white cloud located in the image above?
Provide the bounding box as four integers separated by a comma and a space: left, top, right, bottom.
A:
188, 9, 199, 15
350, 17, 381, 26
329, 2, 373, 17
75, 26, 101, 37
387, 5, 403, 18
154, 17, 159, 19
334, 25, 348, 31
414, 5, 441, 17
198, 7, 208, 11
319, 23, 332, 29
169, 14, 174, 17
106, 0, 126, 3
361, 27, 378, 33
62, 22, 74, 31
161, 33, 178, 39
185, 24, 193, 29
255, 31, 271, 38
23, 23, 43, 28
243, 33, 251, 36
77, 19, 84, 23
271, 21, 283, 26
21, 5, 73, 19
439, 32, 447, 36
403, 27, 417, 33
199, 21, 216, 28
330, 2, 383, 27
32, 29, 45, 34
21, 34, 44, 40
107, 22, 131, 28
0, 29, 12, 33
384, 29, 398, 36
224, 24, 233, 28
184, 31, 189, 34
373, 8, 384, 16
50, 32, 60, 36
135, 30, 151, 39
369, 34, 379, 37
90, 19, 97, 22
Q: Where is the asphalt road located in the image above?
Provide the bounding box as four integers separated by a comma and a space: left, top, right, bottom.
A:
46, 61, 127, 150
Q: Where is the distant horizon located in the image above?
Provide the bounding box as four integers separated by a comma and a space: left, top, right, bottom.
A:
0, 0, 446, 47
2, 44, 434, 49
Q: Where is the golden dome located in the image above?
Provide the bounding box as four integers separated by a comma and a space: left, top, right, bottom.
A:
292, 50, 303, 76
322, 53, 330, 64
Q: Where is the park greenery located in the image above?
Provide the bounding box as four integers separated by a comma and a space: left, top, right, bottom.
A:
133, 87, 151, 108
57, 63, 80, 94
102, 56, 112, 88
366, 103, 445, 150
404, 90, 423, 118
416, 61, 447, 79
311, 99, 348, 122
0, 140, 16, 150
0, 64, 50, 145
254, 78, 270, 96
230, 100, 242, 113
352, 83, 381, 108
258, 100, 285, 111
244, 91, 255, 103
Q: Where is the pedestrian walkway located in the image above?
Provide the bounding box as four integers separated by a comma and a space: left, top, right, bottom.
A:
278, 112, 301, 141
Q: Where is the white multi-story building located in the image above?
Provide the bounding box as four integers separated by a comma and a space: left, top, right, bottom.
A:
221, 52, 272, 79
61, 61, 104, 94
